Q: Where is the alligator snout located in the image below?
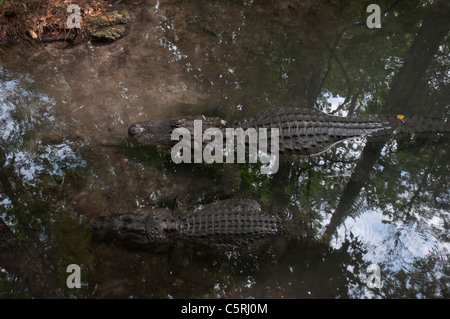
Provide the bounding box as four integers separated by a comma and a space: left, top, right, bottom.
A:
90, 217, 106, 231
90, 216, 121, 231
127, 123, 145, 138
127, 121, 174, 146
127, 121, 155, 145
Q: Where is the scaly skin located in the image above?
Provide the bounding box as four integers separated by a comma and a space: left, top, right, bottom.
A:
128, 106, 449, 155
91, 198, 296, 249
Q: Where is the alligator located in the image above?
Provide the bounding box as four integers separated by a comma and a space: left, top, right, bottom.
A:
91, 198, 301, 254
128, 106, 450, 156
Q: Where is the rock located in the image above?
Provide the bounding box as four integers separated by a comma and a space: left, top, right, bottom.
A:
88, 8, 130, 29
92, 25, 126, 41
89, 6, 130, 42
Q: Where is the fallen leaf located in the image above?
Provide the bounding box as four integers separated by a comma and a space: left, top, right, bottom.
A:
29, 30, 38, 39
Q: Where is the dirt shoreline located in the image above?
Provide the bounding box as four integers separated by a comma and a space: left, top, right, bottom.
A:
0, 0, 129, 44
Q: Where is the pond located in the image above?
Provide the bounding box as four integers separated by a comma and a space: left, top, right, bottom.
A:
0, 0, 448, 298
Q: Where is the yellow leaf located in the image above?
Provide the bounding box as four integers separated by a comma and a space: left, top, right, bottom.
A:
396, 115, 405, 120
202, 114, 207, 120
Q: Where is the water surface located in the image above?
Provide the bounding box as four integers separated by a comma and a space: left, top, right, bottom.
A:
0, 0, 448, 298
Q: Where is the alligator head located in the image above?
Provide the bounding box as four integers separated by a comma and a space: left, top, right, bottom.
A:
128, 115, 227, 147
90, 208, 179, 245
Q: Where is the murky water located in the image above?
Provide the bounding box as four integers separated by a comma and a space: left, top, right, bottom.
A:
0, 0, 448, 298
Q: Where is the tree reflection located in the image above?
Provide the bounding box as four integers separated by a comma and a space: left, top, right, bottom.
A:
0, 0, 448, 298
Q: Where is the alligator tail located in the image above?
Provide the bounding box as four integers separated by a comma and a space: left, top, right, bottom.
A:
395, 115, 450, 135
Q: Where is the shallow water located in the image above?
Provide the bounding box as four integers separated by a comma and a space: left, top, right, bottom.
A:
0, 0, 448, 298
